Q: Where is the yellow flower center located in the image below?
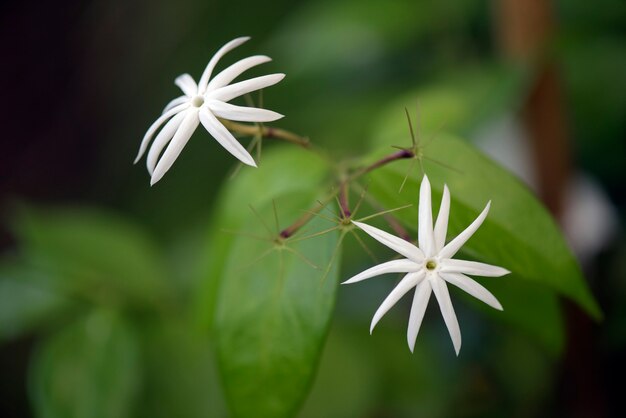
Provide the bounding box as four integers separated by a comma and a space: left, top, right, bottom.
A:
425, 259, 437, 271
191, 96, 205, 107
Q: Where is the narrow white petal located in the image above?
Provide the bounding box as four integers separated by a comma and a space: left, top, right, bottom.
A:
163, 96, 188, 114
439, 201, 491, 259
433, 185, 450, 252
407, 278, 432, 353
198, 36, 250, 94
150, 110, 199, 185
208, 55, 272, 90
430, 276, 462, 355
342, 259, 420, 285
135, 104, 187, 164
174, 73, 198, 96
199, 108, 256, 167
440, 272, 503, 311
370, 271, 425, 334
146, 111, 186, 175
208, 74, 285, 103
207, 100, 283, 122
440, 259, 510, 277
418, 175, 435, 257
352, 221, 424, 262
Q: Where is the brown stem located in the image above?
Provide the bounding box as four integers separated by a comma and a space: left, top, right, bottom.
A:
279, 194, 336, 239
353, 182, 412, 242
338, 181, 351, 218
384, 215, 411, 242
280, 150, 415, 239
279, 212, 315, 239
220, 119, 311, 149
352, 149, 414, 180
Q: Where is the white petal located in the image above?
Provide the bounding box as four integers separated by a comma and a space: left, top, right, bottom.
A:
199, 107, 256, 167
146, 111, 186, 175
150, 110, 199, 185
198, 36, 250, 94
163, 96, 188, 114
352, 221, 424, 262
174, 73, 198, 96
440, 272, 502, 311
433, 185, 450, 252
439, 201, 491, 259
430, 276, 462, 355
135, 104, 188, 164
440, 259, 510, 277
370, 271, 425, 334
418, 175, 435, 257
208, 55, 272, 90
342, 259, 420, 285
407, 278, 432, 352
208, 74, 285, 103
207, 100, 283, 122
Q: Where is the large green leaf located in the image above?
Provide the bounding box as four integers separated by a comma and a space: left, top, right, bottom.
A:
13, 207, 170, 309
0, 265, 77, 341
29, 310, 140, 418
362, 135, 600, 321
195, 146, 334, 329
202, 147, 340, 417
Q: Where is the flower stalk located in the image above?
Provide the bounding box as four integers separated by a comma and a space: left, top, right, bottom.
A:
350, 149, 415, 181
338, 180, 351, 218
221, 119, 311, 149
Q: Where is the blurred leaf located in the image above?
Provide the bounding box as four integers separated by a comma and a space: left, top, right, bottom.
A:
201, 146, 340, 417
298, 323, 379, 418
370, 65, 527, 147
0, 265, 77, 341
455, 277, 564, 354
270, 0, 485, 79
136, 318, 226, 418
363, 135, 600, 318
13, 207, 171, 309
302, 318, 460, 418
29, 310, 139, 418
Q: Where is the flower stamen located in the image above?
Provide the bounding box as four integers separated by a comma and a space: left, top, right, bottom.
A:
191, 96, 205, 107
425, 259, 437, 271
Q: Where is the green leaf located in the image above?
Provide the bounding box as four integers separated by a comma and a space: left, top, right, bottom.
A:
0, 265, 77, 341
136, 318, 226, 418
363, 135, 600, 323
29, 310, 140, 418
13, 207, 170, 309
195, 146, 334, 328
202, 147, 341, 418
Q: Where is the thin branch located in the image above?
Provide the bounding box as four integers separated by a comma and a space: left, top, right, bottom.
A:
350, 149, 415, 182
279, 193, 337, 238
221, 119, 311, 149
338, 180, 351, 218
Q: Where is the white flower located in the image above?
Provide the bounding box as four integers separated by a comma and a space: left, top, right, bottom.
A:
135, 36, 285, 185
343, 175, 509, 355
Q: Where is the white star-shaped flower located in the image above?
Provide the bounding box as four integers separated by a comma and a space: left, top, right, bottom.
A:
135, 36, 285, 185
343, 175, 509, 355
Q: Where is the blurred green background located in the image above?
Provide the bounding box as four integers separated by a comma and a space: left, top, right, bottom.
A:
1, 0, 625, 417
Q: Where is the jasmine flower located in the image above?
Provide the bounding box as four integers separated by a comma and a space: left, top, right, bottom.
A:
135, 36, 284, 185
344, 175, 509, 354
